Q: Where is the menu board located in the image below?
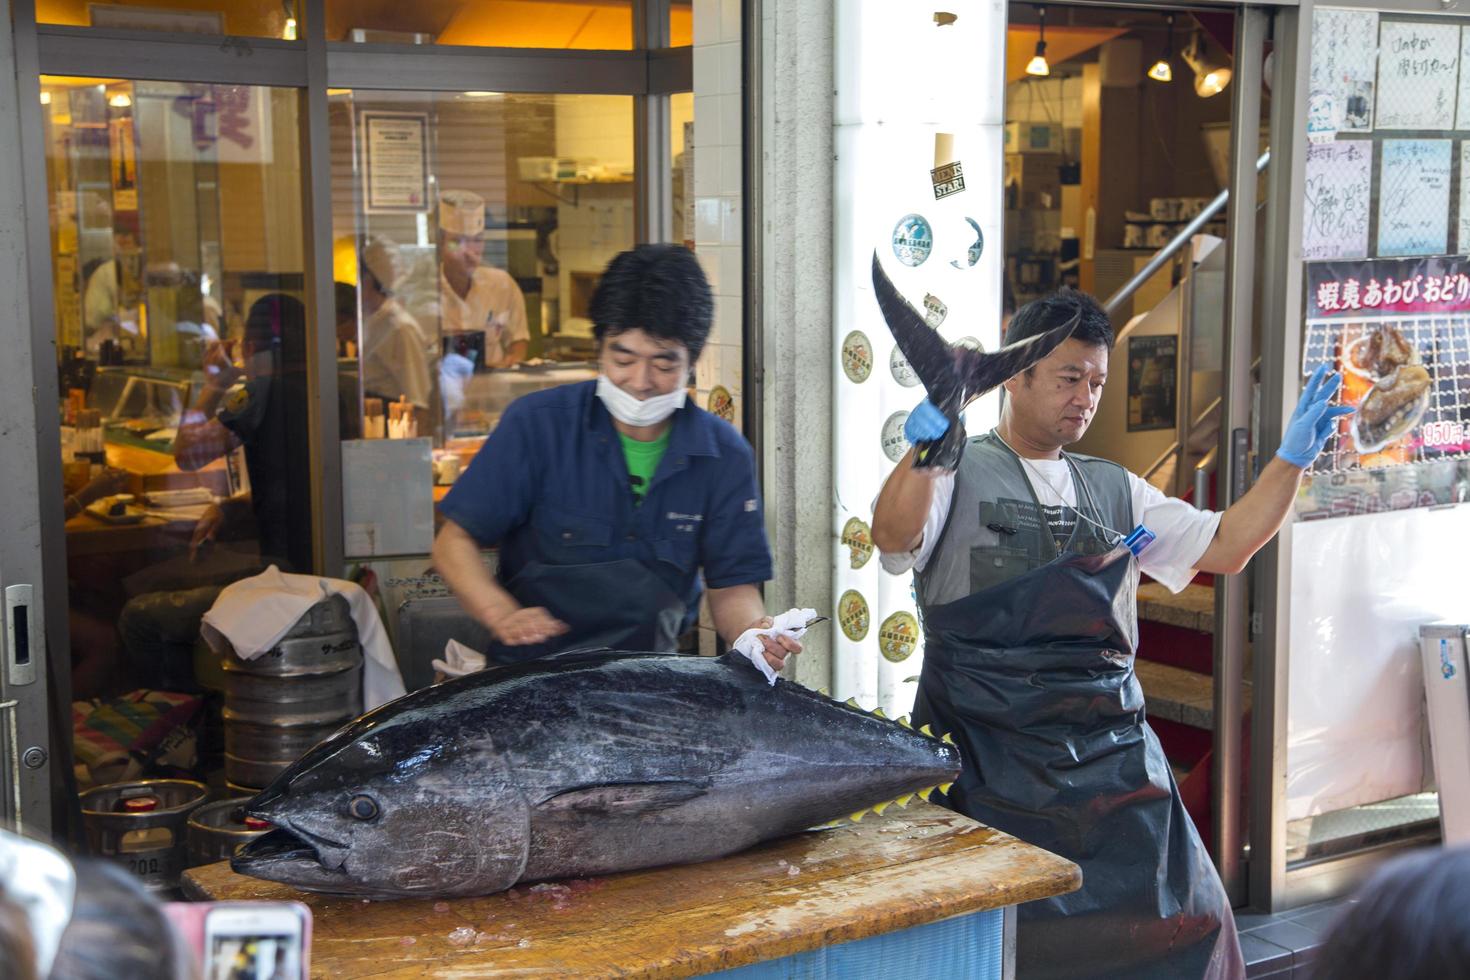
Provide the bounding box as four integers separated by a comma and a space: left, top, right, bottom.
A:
1302, 140, 1371, 261
1377, 140, 1451, 257
1308, 8, 1379, 140
1375, 21, 1460, 131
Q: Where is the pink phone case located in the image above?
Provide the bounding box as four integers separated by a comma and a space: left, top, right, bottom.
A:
163, 901, 313, 978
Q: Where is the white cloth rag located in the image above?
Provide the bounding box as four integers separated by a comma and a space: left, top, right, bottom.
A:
732, 607, 817, 685
200, 566, 407, 710
0, 829, 76, 976
432, 639, 487, 680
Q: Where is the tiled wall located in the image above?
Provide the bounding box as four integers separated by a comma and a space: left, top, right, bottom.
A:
690, 0, 743, 426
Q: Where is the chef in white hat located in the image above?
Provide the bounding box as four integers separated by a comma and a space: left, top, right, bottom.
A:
438, 189, 530, 369
360, 233, 434, 415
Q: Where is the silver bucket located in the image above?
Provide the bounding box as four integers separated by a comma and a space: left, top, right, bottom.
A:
223, 716, 350, 790
220, 594, 361, 678
186, 797, 272, 866
80, 779, 208, 893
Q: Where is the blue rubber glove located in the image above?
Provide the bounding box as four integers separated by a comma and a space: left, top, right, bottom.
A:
1276, 364, 1356, 468
904, 399, 951, 444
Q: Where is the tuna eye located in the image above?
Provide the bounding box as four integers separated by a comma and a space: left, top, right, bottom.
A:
348, 795, 379, 820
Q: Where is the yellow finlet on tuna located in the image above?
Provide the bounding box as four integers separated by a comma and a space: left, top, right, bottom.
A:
872, 800, 891, 815
917, 786, 934, 801
938, 781, 954, 794
898, 715, 912, 728
896, 794, 914, 807
941, 732, 955, 745
845, 697, 861, 709
919, 724, 933, 737
872, 707, 887, 719
850, 809, 868, 822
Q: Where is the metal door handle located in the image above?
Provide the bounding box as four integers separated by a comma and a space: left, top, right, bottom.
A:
4, 585, 37, 687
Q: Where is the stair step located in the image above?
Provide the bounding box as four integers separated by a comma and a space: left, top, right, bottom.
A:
1138, 581, 1215, 633
1136, 658, 1252, 730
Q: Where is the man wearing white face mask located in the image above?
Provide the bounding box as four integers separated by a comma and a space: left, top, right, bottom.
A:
432, 245, 799, 672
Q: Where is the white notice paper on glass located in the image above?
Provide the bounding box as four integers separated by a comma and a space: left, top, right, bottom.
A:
1308, 8, 1379, 140
1460, 142, 1470, 252
1302, 140, 1372, 261
1377, 139, 1452, 257
1458, 28, 1470, 129
342, 438, 435, 558
1376, 22, 1460, 131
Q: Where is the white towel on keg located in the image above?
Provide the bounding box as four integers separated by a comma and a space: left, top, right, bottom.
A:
201, 566, 407, 709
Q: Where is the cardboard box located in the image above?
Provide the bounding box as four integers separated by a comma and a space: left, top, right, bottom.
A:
1004, 121, 1061, 154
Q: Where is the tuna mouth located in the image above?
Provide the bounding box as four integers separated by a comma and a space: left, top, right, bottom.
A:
232, 828, 362, 893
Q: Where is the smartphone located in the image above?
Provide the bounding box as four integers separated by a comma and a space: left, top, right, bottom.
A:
202, 903, 307, 980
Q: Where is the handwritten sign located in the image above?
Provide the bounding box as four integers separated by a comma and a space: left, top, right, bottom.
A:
1376, 22, 1459, 131
1303, 140, 1371, 260
1461, 143, 1470, 253
1378, 140, 1451, 256
1308, 9, 1378, 140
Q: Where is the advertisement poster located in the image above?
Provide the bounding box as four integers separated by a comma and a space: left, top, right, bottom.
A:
1126, 335, 1177, 432
362, 112, 429, 214
1300, 259, 1470, 517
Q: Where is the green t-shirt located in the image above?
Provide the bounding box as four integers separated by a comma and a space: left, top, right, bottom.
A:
619, 428, 671, 504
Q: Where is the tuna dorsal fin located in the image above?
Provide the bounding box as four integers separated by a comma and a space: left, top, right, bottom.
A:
536, 781, 709, 817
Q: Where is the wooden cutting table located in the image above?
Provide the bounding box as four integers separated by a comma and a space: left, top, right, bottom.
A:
183, 802, 1079, 979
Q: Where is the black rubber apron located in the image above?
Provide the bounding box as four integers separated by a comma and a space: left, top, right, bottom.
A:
914, 466, 1243, 979
482, 558, 686, 665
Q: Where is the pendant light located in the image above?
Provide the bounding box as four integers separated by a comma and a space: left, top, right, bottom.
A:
1026, 6, 1050, 77
1147, 15, 1174, 83
1183, 30, 1232, 98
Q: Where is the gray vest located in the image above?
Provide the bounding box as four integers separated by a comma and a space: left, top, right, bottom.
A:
916, 431, 1134, 608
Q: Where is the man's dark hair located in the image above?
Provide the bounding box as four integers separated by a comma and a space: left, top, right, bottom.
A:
244, 293, 307, 354
1310, 847, 1470, 980
1006, 287, 1113, 351
590, 244, 713, 363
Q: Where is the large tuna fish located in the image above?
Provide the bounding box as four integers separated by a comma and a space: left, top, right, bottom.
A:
232, 650, 961, 899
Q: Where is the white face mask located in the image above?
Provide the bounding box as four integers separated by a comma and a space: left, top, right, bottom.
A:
596, 373, 686, 427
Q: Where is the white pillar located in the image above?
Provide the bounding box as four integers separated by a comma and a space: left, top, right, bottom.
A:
832, 0, 1009, 715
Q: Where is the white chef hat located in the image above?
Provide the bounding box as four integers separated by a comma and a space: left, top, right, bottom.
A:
0, 829, 76, 977
439, 190, 486, 237
360, 234, 404, 293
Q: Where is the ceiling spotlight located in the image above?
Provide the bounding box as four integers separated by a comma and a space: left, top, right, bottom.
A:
1147, 15, 1173, 83
1026, 6, 1050, 77
108, 92, 132, 108
40, 91, 52, 105
1182, 30, 1232, 98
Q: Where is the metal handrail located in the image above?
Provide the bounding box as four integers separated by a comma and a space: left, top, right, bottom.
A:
1102, 151, 1270, 316
1142, 441, 1180, 482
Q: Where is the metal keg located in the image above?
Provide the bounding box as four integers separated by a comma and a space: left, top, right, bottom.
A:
186, 798, 273, 866
221, 594, 362, 791
80, 779, 208, 893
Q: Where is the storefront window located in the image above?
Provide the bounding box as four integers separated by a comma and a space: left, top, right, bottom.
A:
41, 76, 309, 713
324, 1, 634, 48
37, 0, 298, 38
672, 91, 693, 246
1285, 9, 1470, 870
671, 1, 693, 46
330, 90, 634, 538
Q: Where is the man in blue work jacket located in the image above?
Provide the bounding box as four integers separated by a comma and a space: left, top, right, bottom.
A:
432, 244, 798, 671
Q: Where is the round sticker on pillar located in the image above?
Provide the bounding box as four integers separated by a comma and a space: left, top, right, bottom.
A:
881, 411, 911, 462
891, 214, 933, 267
922, 293, 948, 328
840, 330, 873, 383
890, 345, 919, 388
708, 385, 735, 422
840, 517, 874, 569
878, 611, 919, 663
950, 217, 984, 269
838, 590, 871, 642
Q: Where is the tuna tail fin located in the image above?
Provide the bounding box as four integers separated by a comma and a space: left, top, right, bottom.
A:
537, 781, 710, 817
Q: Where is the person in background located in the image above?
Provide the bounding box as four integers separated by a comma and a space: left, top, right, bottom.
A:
431, 244, 798, 671
436, 189, 530, 370
872, 287, 1352, 979
359, 234, 434, 430
1310, 846, 1470, 980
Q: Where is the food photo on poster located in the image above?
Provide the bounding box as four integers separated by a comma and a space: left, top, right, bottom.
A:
1297, 258, 1470, 518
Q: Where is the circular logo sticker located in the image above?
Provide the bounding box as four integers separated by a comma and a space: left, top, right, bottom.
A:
840, 330, 873, 383
881, 410, 911, 463
838, 590, 870, 642
840, 517, 874, 569
708, 385, 735, 422
879, 611, 919, 663
891, 214, 933, 267
890, 345, 919, 388
923, 293, 948, 328
950, 216, 984, 269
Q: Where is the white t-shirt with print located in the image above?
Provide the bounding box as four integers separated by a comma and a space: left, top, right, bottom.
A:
878, 456, 1222, 594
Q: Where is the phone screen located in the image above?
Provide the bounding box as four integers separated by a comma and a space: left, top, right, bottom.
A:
206, 933, 301, 980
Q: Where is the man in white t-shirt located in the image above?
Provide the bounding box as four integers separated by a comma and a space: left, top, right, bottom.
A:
437, 189, 530, 369
871, 287, 1350, 979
